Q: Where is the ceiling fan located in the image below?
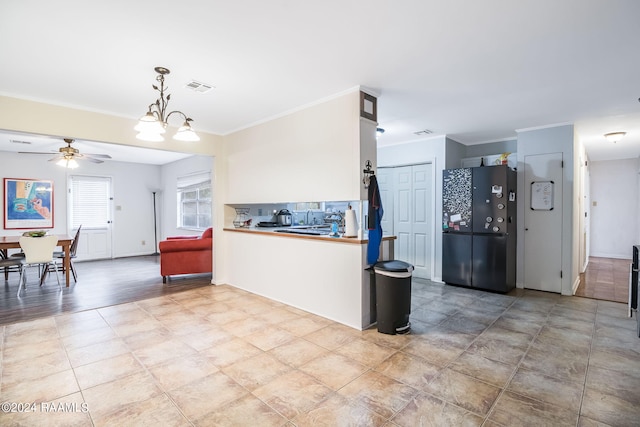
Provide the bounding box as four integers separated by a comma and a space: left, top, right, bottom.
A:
19, 138, 112, 167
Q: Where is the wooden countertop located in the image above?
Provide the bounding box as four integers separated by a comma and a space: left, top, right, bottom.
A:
223, 226, 396, 245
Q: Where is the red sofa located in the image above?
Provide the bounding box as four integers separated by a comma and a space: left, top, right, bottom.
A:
159, 228, 212, 283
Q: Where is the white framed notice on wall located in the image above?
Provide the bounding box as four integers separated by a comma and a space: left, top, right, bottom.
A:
531, 181, 554, 210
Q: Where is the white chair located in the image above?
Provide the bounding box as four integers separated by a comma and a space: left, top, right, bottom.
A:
17, 235, 61, 296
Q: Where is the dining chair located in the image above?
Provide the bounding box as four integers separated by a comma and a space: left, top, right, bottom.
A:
53, 225, 81, 282
0, 253, 24, 282
17, 235, 61, 296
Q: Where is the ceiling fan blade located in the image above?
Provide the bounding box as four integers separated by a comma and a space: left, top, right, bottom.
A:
48, 156, 64, 162
83, 153, 112, 159
84, 157, 104, 164
19, 151, 58, 155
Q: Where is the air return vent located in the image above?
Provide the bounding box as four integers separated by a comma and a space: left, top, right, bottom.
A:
413, 129, 433, 136
10, 139, 32, 145
185, 80, 214, 93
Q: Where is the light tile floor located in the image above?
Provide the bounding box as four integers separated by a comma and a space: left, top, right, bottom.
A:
1, 280, 640, 426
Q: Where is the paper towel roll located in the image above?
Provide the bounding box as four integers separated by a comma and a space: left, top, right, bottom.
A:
344, 209, 358, 237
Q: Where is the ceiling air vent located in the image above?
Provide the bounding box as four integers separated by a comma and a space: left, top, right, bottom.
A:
413, 129, 433, 136
185, 80, 214, 93
10, 139, 32, 145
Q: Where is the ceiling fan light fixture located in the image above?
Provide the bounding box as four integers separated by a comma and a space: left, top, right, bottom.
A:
135, 67, 199, 142
56, 157, 79, 169
604, 131, 626, 143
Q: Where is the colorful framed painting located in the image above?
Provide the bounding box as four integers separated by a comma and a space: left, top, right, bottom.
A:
3, 178, 54, 229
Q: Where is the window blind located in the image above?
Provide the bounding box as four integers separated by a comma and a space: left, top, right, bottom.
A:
177, 171, 210, 190
70, 176, 110, 229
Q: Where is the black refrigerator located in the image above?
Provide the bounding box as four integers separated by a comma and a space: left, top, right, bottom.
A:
442, 165, 516, 293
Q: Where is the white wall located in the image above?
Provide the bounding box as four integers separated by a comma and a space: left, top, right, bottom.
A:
223, 89, 364, 204
159, 155, 215, 240
589, 158, 638, 259
517, 124, 576, 295
0, 151, 162, 258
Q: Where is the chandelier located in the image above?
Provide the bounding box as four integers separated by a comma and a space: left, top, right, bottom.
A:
135, 67, 200, 142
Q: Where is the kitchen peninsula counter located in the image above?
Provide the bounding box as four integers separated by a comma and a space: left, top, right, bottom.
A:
223, 225, 396, 330
224, 226, 396, 245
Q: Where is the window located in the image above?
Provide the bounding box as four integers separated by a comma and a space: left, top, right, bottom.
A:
69, 175, 111, 229
177, 171, 211, 230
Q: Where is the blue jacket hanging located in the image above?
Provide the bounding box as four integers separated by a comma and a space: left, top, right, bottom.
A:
367, 174, 383, 266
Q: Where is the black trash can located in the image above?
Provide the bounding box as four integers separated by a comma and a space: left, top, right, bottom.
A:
374, 260, 413, 335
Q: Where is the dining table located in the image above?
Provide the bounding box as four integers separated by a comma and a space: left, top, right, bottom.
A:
0, 234, 73, 287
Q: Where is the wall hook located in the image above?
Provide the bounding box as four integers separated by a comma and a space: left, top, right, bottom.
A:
363, 160, 375, 188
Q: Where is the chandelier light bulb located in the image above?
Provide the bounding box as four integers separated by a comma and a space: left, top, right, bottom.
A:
174, 121, 201, 141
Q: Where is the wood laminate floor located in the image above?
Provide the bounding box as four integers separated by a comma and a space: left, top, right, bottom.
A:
0, 255, 211, 326
576, 256, 630, 304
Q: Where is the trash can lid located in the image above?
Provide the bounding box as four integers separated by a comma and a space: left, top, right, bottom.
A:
374, 260, 414, 273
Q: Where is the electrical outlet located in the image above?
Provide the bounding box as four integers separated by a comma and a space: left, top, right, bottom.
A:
141, 240, 146, 245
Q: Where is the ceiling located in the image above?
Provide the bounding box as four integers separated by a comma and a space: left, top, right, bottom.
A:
1, 0, 639, 163
0, 131, 192, 165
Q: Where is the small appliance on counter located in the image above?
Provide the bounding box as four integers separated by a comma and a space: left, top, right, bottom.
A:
276, 209, 292, 226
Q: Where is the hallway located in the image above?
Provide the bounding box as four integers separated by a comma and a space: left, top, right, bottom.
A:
576, 257, 630, 304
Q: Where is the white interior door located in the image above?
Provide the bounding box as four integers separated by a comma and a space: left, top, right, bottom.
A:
523, 153, 563, 292
69, 175, 113, 261
379, 164, 433, 279
395, 167, 412, 266
408, 164, 432, 279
